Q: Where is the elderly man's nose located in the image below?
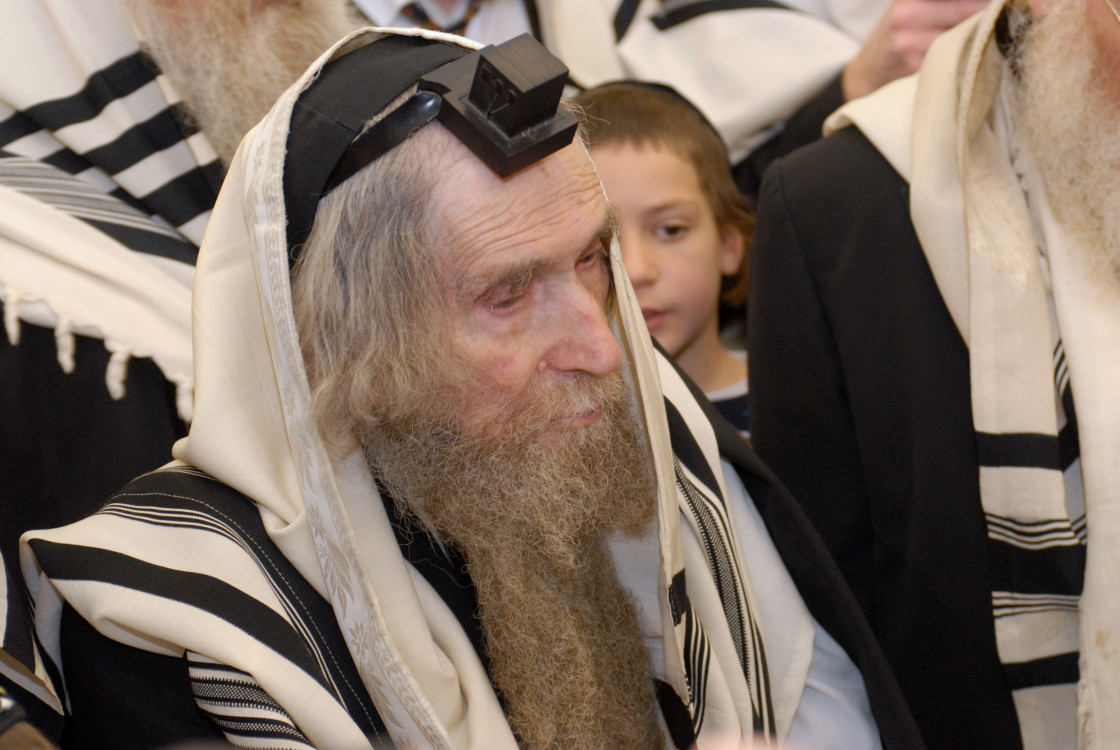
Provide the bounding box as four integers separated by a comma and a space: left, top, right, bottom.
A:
539, 287, 622, 376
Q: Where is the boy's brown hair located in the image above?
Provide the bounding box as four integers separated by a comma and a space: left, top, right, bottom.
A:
574, 82, 753, 305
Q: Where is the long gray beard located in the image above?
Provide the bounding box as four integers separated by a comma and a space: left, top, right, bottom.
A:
1016, 0, 1120, 285
122, 0, 359, 165
365, 371, 667, 749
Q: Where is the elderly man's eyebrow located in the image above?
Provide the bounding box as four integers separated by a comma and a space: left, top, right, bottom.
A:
461, 211, 617, 302
458, 258, 538, 304
484, 260, 538, 295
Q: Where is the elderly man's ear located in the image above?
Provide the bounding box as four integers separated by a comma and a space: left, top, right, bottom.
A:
1028, 0, 1051, 17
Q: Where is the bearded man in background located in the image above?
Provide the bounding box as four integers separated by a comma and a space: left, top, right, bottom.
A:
748, 0, 1120, 746
0, 1, 356, 742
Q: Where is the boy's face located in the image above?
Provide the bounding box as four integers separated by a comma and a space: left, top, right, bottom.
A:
592, 143, 742, 361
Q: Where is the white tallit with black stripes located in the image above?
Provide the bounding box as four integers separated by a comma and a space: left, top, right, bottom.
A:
16, 27, 859, 749
828, 1, 1120, 745
0, 0, 216, 718
0, 0, 222, 418
354, 0, 889, 165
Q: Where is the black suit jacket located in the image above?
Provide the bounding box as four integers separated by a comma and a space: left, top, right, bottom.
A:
747, 127, 1023, 749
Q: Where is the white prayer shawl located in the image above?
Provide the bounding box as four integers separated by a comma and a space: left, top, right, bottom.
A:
23, 28, 818, 748
0, 0, 213, 713
827, 1, 1120, 745
0, 0, 217, 418
355, 0, 887, 163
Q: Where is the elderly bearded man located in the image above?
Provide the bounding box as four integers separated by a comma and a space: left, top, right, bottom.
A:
22, 30, 920, 750
748, 0, 1120, 747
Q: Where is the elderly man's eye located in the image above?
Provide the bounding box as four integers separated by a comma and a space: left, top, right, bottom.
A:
578, 243, 607, 265
488, 294, 522, 311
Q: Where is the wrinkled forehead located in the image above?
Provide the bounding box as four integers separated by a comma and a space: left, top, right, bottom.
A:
430, 138, 612, 288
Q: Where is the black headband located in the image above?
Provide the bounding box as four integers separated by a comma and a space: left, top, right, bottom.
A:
283, 32, 578, 267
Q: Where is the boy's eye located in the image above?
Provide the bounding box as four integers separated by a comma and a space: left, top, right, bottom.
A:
657, 222, 688, 239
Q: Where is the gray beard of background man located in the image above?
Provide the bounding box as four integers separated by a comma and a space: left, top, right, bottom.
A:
123, 0, 359, 165
1017, 0, 1120, 285
364, 365, 666, 749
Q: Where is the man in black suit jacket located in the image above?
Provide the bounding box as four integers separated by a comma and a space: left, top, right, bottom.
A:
748, 0, 1120, 746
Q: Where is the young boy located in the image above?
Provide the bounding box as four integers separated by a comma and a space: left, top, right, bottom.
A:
575, 82, 754, 436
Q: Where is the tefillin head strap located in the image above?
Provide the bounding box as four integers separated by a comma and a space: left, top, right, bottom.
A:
283, 32, 578, 269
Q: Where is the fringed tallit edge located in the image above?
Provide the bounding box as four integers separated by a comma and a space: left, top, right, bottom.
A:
1, 284, 194, 422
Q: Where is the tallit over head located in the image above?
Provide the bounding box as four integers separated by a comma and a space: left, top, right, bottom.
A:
174, 26, 778, 748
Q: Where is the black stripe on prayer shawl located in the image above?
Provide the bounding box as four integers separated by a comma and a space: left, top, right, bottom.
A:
978, 381, 1079, 471
6, 134, 218, 235
1003, 652, 1080, 690
104, 472, 382, 733
664, 400, 722, 499
614, 0, 643, 40
668, 570, 688, 625
976, 432, 1073, 471
987, 540, 1086, 596
27, 542, 341, 689
0, 112, 39, 148
673, 457, 748, 666
1059, 385, 1080, 469
34, 469, 384, 736
109, 185, 155, 214
656, 679, 698, 749
85, 219, 197, 266
90, 509, 371, 728
168, 102, 203, 139
191, 662, 317, 746
8, 47, 221, 234
992, 592, 1079, 617
18, 52, 158, 132
40, 147, 90, 176
665, 398, 775, 736
986, 514, 1087, 549
978, 339, 1085, 720
140, 163, 222, 228
653, 0, 797, 31
34, 538, 377, 740
681, 597, 711, 736
83, 108, 196, 175
0, 152, 197, 266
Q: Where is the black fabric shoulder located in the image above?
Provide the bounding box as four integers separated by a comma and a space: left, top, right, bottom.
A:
59, 602, 218, 749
